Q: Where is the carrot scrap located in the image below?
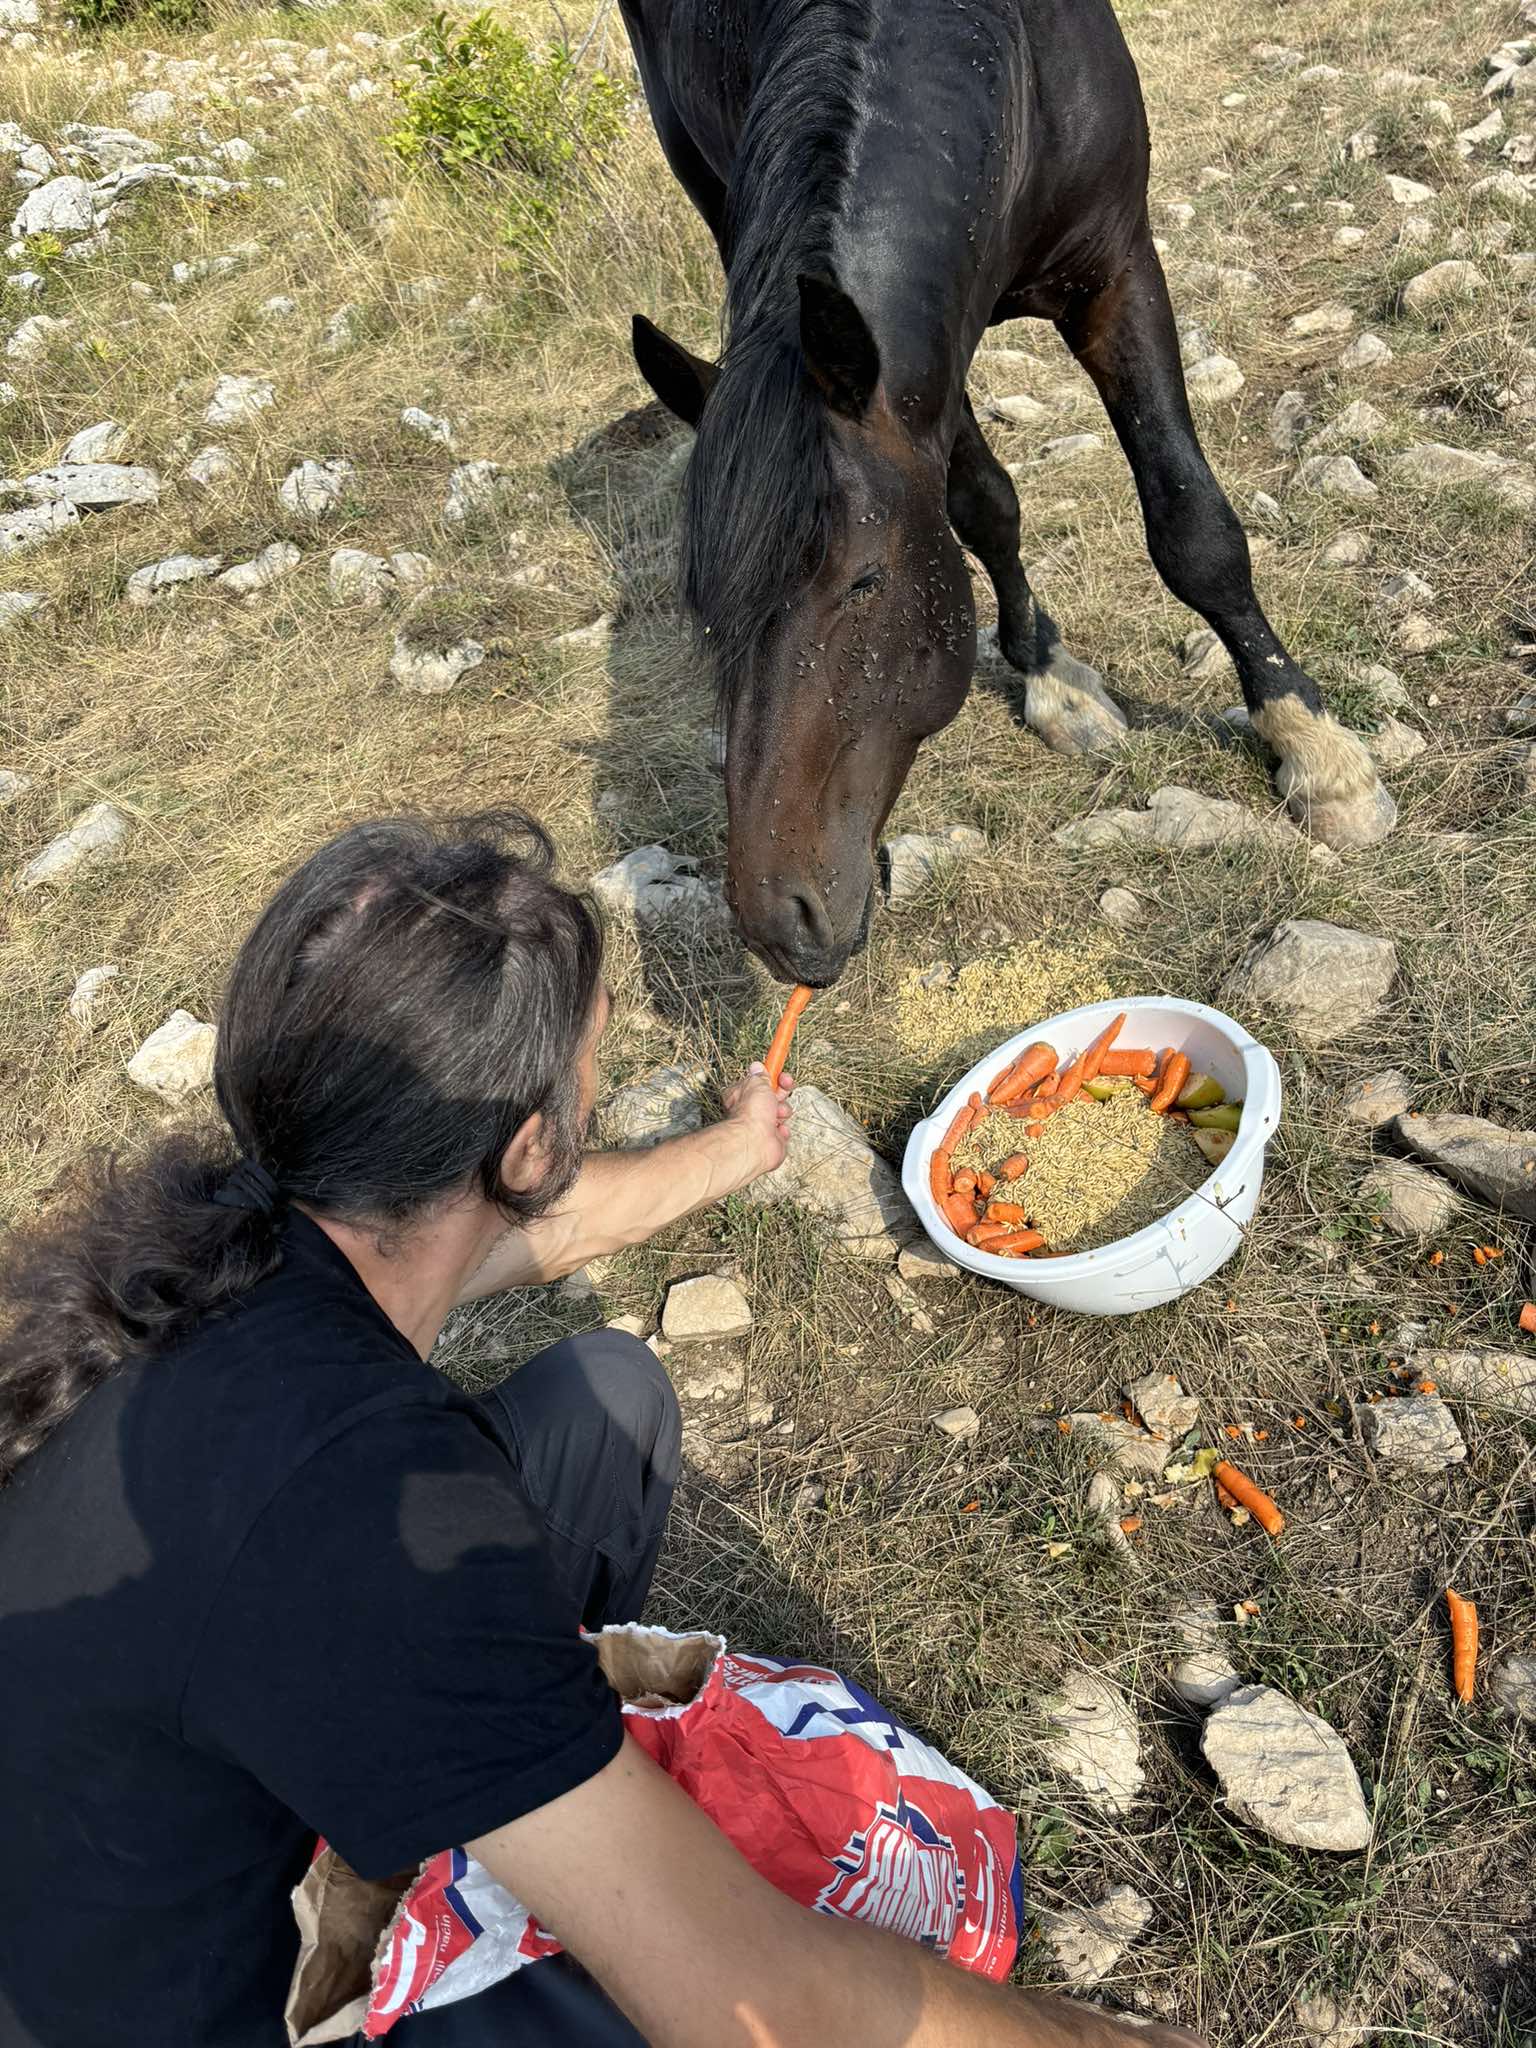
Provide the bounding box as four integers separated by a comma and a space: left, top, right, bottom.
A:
1417, 1379, 1438, 1395
763, 984, 812, 1088
961, 1500, 980, 1513
1291, 1415, 1307, 1429
1056, 1419, 1073, 1435
1482, 1245, 1504, 1261
1212, 1460, 1285, 1537
1149, 1051, 1192, 1116
1446, 1587, 1478, 1704
1214, 1481, 1239, 1510
1519, 1303, 1536, 1336
1118, 1516, 1144, 1536
1223, 1423, 1243, 1440
1473, 1246, 1488, 1266
1100, 1048, 1157, 1078
1428, 1249, 1445, 1268
1079, 1012, 1127, 1084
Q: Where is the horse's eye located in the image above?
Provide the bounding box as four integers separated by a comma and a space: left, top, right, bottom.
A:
848, 568, 886, 601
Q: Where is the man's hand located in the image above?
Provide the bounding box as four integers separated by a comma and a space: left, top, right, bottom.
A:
717, 1064, 795, 1186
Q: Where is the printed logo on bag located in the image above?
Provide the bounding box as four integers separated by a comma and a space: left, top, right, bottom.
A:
815, 1794, 962, 1954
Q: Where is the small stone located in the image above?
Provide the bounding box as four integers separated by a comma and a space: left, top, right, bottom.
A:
1057, 785, 1304, 855
0, 768, 29, 806
1172, 1605, 1242, 1708
61, 419, 128, 463
1390, 441, 1536, 513
1185, 353, 1245, 403
5, 314, 71, 364
0, 590, 47, 631
1460, 109, 1507, 153
881, 823, 987, 904
1333, 226, 1367, 249
0, 500, 78, 558
1123, 1369, 1200, 1438
1062, 1413, 1170, 1479
1297, 1991, 1371, 2048
125, 553, 222, 606
1340, 331, 1392, 371
741, 1083, 918, 1259
1270, 389, 1313, 450
126, 1009, 217, 1100
204, 374, 275, 427
552, 615, 613, 655
1098, 886, 1142, 928
590, 845, 724, 924
660, 1274, 753, 1344
215, 539, 301, 597
67, 963, 119, 1030
606, 1313, 647, 1340
1195, 165, 1232, 191
1352, 660, 1409, 710
1181, 628, 1232, 680
1395, 214, 1436, 250
1201, 1684, 1371, 1850
1393, 615, 1450, 657
1038, 1887, 1153, 1989
932, 1404, 980, 1442
1507, 693, 1536, 737
1306, 400, 1387, 452
1491, 1657, 1536, 1720
400, 404, 455, 448
19, 462, 160, 511
1394, 1110, 1536, 1222
278, 456, 354, 517
443, 459, 514, 523
259, 295, 297, 320
1322, 529, 1373, 566
1342, 1068, 1412, 1126
1250, 490, 1283, 524
15, 801, 131, 891
1362, 1157, 1464, 1236
320, 303, 361, 352
1402, 260, 1488, 313
1036, 433, 1103, 464
1288, 301, 1355, 337
985, 393, 1051, 428
182, 444, 236, 489
328, 547, 394, 605
1223, 919, 1397, 1046
1513, 740, 1536, 799
898, 1242, 962, 1282
1296, 454, 1378, 500
389, 625, 485, 696
1042, 1672, 1144, 1813
1376, 568, 1436, 612
1357, 1392, 1466, 1472
1385, 173, 1437, 203
11, 175, 95, 238
125, 90, 177, 127
600, 1063, 707, 1149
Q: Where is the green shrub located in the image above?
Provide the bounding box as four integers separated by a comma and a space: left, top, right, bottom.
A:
388, 11, 630, 239
72, 0, 209, 29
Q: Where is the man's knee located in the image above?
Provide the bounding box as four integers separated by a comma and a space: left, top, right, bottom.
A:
511, 1328, 681, 1481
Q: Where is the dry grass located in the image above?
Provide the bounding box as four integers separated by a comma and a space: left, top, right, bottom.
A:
3, 0, 1536, 2038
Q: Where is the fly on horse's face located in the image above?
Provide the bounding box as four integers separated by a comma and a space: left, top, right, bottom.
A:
635, 279, 976, 987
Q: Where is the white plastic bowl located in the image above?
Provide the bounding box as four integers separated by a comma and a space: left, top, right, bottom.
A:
900, 996, 1282, 1317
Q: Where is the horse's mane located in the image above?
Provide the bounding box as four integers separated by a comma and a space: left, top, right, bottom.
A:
680, 0, 874, 708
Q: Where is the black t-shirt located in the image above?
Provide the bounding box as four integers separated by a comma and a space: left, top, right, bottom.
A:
0, 1216, 622, 2048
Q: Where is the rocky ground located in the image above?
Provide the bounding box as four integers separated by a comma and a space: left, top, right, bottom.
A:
3, 0, 1535, 2040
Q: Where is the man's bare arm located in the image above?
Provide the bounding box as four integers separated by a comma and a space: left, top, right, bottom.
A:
458, 1072, 792, 1300
469, 1737, 1198, 2048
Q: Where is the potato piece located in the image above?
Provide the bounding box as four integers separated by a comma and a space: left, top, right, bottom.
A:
1175, 1071, 1226, 1111
1193, 1127, 1235, 1166
1189, 1103, 1242, 1132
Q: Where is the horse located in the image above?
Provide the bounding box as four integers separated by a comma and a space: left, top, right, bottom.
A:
617, 0, 1397, 987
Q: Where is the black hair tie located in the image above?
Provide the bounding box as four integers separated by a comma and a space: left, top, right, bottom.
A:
213, 1160, 285, 1217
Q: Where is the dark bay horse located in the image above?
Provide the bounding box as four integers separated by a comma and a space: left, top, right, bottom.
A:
618, 0, 1397, 986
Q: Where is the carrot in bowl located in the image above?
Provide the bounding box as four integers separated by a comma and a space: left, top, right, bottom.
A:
1149, 1051, 1191, 1116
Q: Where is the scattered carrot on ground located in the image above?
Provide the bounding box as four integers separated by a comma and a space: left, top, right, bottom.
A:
1446, 1587, 1478, 1704
1118, 1516, 1143, 1536
1520, 1302, 1536, 1336
1212, 1460, 1285, 1537
762, 983, 812, 1088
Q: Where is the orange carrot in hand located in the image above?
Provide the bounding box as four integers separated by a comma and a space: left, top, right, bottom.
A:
1100, 1048, 1156, 1077
1149, 1051, 1191, 1116
1212, 1460, 1284, 1537
1080, 1012, 1127, 1083
1446, 1587, 1478, 1704
763, 984, 812, 1087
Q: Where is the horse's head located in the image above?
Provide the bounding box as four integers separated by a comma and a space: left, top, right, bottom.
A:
633, 276, 975, 986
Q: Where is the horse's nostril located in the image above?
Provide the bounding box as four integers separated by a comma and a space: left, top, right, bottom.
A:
784, 886, 835, 955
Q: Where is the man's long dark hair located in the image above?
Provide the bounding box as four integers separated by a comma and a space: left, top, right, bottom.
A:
0, 811, 603, 1488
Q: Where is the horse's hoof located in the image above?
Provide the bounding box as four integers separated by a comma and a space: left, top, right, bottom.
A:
1260, 706, 1398, 850
1024, 653, 1129, 757
1285, 776, 1398, 850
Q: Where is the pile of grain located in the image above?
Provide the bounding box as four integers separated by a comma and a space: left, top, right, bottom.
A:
893, 941, 1118, 1063
951, 1090, 1202, 1251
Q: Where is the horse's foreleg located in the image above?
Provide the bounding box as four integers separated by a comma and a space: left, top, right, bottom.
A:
947, 400, 1128, 756
1058, 234, 1396, 850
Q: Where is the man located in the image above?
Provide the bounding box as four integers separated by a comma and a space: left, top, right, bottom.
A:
0, 811, 1195, 2048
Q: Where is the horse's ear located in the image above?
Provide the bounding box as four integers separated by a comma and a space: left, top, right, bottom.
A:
797, 273, 880, 418
631, 314, 717, 428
